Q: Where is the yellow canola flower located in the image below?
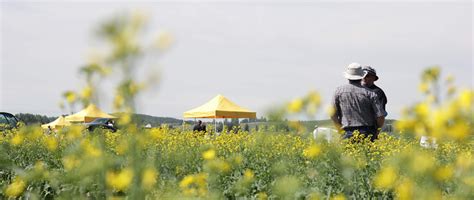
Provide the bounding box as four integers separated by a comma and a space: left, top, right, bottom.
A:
396, 179, 413, 200
233, 155, 243, 165
194, 173, 208, 186
244, 169, 254, 181
458, 89, 472, 110
62, 156, 81, 171
114, 95, 125, 109
65, 92, 76, 103
179, 175, 194, 189
411, 152, 435, 173
447, 122, 470, 140
81, 140, 102, 157
66, 126, 83, 140
257, 192, 268, 200
303, 144, 321, 159
202, 149, 216, 160
414, 124, 427, 137
394, 120, 416, 133
179, 173, 208, 197
418, 82, 429, 93
128, 82, 142, 95
287, 98, 304, 113
10, 134, 24, 146
29, 127, 44, 140
5, 177, 26, 198
142, 168, 158, 189
211, 160, 232, 173
326, 105, 336, 118
456, 152, 472, 170
415, 103, 430, 118
106, 168, 134, 191
81, 86, 93, 99
115, 140, 129, 155
149, 129, 165, 140
331, 194, 346, 200
307, 91, 321, 105
374, 166, 397, 189
430, 110, 446, 138
44, 136, 58, 151
118, 113, 131, 124
434, 165, 454, 181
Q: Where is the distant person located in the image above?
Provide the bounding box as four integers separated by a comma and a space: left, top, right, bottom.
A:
331, 63, 385, 141
193, 120, 207, 133
47, 126, 53, 135
362, 66, 388, 117
193, 120, 203, 132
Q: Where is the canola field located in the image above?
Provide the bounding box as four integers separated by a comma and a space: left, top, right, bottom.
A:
0, 114, 472, 199
1, 13, 473, 199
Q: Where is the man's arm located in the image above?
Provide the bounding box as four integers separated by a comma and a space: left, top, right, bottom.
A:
376, 116, 385, 129
330, 98, 342, 131
371, 91, 386, 132
331, 114, 342, 131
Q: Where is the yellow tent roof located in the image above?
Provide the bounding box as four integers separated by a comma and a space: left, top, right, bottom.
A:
65, 104, 116, 123
41, 116, 71, 129
184, 94, 256, 118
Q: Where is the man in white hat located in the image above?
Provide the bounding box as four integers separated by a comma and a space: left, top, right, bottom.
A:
331, 63, 385, 141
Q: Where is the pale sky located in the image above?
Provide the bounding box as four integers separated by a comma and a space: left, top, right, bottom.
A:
1, 1, 472, 120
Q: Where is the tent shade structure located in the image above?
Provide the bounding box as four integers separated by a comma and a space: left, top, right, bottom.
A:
183, 95, 256, 119
65, 104, 116, 123
41, 116, 71, 129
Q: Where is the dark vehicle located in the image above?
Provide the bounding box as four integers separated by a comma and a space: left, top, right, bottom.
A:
0, 112, 19, 131
85, 118, 117, 132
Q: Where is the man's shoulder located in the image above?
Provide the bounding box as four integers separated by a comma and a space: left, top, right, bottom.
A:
335, 83, 356, 91
369, 85, 386, 97
375, 85, 386, 94
337, 83, 372, 93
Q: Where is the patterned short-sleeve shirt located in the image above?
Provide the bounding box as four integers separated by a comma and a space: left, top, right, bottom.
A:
332, 82, 385, 129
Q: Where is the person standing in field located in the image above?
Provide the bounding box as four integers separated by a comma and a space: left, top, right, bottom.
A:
331, 63, 386, 141
193, 120, 204, 132
362, 66, 388, 117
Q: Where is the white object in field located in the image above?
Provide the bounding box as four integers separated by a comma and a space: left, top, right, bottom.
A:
145, 124, 152, 128
313, 127, 338, 142
420, 136, 438, 148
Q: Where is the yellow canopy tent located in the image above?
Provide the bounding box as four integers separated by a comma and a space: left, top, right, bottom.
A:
65, 104, 116, 123
183, 94, 256, 132
41, 116, 71, 129
184, 94, 256, 118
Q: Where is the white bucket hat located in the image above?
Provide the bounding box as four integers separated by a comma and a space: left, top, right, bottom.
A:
344, 62, 366, 80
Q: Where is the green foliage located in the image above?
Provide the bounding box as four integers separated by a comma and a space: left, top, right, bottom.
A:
15, 113, 56, 125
